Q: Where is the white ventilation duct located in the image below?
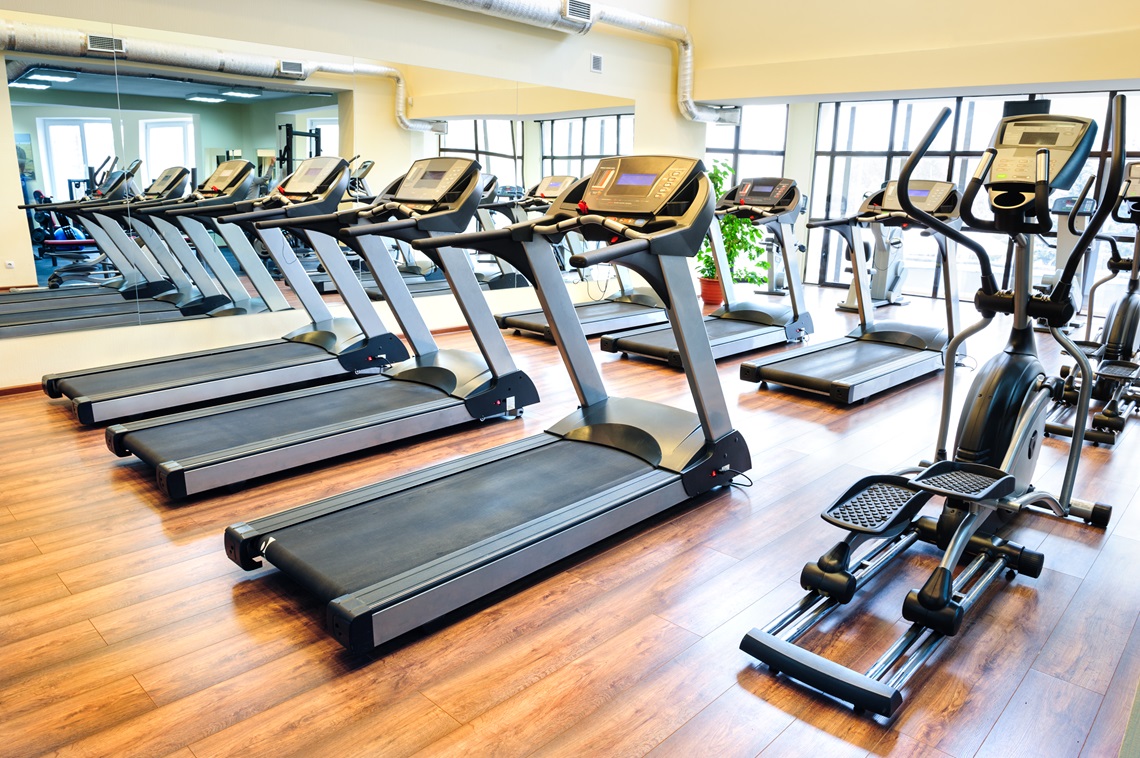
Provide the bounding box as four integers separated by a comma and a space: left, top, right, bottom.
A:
0, 19, 445, 132
417, 0, 740, 125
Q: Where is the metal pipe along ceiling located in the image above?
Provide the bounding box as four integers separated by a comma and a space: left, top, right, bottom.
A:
0, 19, 444, 132
416, 0, 740, 125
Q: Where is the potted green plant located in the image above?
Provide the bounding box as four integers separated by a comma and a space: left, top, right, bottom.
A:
696, 160, 767, 306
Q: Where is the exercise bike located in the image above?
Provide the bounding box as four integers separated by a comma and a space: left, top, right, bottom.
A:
739, 97, 1123, 718
1046, 161, 1140, 445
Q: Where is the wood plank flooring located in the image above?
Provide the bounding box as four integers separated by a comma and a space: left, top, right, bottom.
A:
1, 284, 1138, 757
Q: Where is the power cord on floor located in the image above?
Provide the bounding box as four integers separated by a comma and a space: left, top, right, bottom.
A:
723, 469, 754, 488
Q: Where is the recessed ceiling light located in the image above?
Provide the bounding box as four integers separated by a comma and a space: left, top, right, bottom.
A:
221, 87, 261, 99
26, 68, 77, 83
186, 93, 226, 103
9, 81, 50, 90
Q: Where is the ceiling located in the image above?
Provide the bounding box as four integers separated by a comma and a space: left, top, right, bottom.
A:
8, 61, 337, 104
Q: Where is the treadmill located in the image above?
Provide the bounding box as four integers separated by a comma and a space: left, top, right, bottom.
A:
600, 177, 815, 367
0, 169, 240, 337
104, 157, 540, 499
224, 155, 751, 653
740, 180, 964, 404
492, 177, 670, 340
136, 161, 292, 316
4, 161, 169, 305
42, 156, 402, 425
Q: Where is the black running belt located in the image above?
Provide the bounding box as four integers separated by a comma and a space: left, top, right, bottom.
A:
0, 297, 176, 326
57, 341, 332, 399
614, 318, 767, 356
758, 341, 924, 393
121, 378, 450, 465
263, 439, 655, 603
0, 290, 126, 313
504, 299, 657, 330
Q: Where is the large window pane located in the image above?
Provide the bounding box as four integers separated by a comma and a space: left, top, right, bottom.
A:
817, 103, 836, 151
835, 101, 892, 152
484, 120, 516, 154
736, 153, 784, 179
618, 116, 635, 154
957, 96, 1016, 151
443, 120, 476, 150
739, 104, 787, 150
894, 98, 955, 153
706, 122, 735, 150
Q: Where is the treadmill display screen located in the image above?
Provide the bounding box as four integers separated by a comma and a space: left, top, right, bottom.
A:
908, 189, 930, 198
1019, 131, 1059, 146
608, 172, 658, 197
617, 173, 656, 186
417, 170, 447, 186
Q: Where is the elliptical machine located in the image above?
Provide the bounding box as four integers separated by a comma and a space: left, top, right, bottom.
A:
738, 98, 1123, 718
1046, 161, 1140, 445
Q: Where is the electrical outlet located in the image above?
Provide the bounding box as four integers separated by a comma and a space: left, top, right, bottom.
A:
4, 261, 14, 270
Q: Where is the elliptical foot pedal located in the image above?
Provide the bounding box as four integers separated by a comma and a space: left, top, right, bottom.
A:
1098, 361, 1140, 383
1067, 340, 1105, 361
823, 475, 934, 535
912, 461, 1015, 502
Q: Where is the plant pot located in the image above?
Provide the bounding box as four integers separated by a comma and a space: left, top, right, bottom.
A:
699, 276, 723, 306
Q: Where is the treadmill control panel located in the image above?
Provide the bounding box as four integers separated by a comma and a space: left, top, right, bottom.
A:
990, 115, 1096, 190
881, 180, 955, 212
1051, 195, 1095, 215
392, 157, 474, 210
148, 166, 189, 196
280, 156, 347, 198
199, 160, 253, 198
534, 175, 576, 199
736, 177, 795, 209
581, 156, 700, 214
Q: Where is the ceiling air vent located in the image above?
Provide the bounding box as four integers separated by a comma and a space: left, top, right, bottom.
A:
590, 53, 603, 74
86, 35, 125, 56
564, 0, 592, 23
278, 60, 306, 79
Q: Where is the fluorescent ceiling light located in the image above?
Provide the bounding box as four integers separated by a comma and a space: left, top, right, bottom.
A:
9, 81, 50, 90
187, 93, 225, 103
221, 86, 261, 99
26, 68, 77, 83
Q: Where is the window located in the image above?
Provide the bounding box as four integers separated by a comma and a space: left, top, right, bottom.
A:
38, 117, 116, 201
140, 118, 195, 186
539, 114, 634, 180
308, 118, 339, 157
704, 104, 788, 182
809, 91, 1137, 301
438, 119, 524, 188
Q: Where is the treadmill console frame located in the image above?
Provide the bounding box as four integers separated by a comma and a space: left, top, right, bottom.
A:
578, 156, 701, 215
393, 157, 477, 210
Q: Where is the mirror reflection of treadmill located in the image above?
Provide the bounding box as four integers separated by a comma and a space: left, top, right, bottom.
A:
740, 179, 963, 404
98, 157, 540, 499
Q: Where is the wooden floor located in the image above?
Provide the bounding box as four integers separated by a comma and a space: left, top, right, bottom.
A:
2, 285, 1138, 757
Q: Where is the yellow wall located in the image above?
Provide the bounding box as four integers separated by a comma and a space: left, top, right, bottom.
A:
689, 0, 1140, 101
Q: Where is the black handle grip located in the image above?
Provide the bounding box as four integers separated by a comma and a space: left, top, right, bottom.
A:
170, 201, 239, 217
959, 149, 997, 234
898, 107, 999, 296
256, 210, 345, 230
569, 238, 650, 268
219, 207, 285, 225
1111, 174, 1135, 224
343, 217, 420, 238
410, 225, 514, 248
807, 216, 853, 229
1067, 176, 1096, 236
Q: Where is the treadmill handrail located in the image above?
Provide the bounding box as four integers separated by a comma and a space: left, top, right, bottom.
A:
412, 226, 515, 248
341, 217, 421, 237
569, 238, 651, 268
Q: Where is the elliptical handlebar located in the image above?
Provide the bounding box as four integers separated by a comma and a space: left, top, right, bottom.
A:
1111, 178, 1135, 224
898, 107, 999, 296
959, 149, 997, 233
1053, 94, 1127, 304
1066, 176, 1096, 236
